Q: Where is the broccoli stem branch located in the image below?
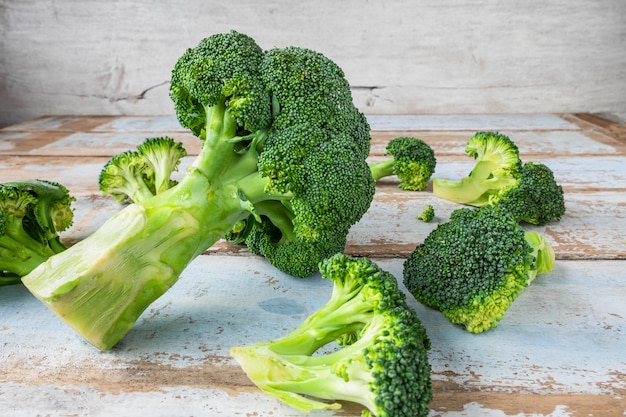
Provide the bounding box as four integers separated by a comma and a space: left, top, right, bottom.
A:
368, 159, 395, 182
230, 344, 347, 412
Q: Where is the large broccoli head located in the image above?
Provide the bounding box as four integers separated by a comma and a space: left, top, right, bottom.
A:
171, 34, 375, 277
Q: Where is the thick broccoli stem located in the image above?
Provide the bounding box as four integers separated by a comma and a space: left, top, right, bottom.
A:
22, 101, 263, 350
433, 160, 517, 206
231, 317, 384, 413
368, 159, 395, 182
230, 344, 350, 412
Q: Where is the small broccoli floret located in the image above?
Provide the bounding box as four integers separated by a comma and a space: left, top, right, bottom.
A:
23, 31, 375, 350
99, 136, 186, 204
136, 136, 187, 194
0, 179, 75, 283
369, 137, 437, 191
492, 161, 566, 225
433, 131, 521, 206
417, 205, 435, 222
231, 254, 432, 417
403, 206, 555, 333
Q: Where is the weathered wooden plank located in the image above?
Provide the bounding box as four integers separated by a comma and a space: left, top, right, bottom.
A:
3, 151, 624, 193
1, 256, 624, 416
2, 115, 623, 158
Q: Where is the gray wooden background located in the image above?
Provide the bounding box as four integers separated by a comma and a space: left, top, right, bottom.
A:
1, 0, 625, 128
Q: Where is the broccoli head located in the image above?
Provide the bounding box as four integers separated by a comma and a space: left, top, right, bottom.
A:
231, 254, 432, 417
403, 206, 555, 333
433, 131, 521, 206
1, 179, 75, 284
23, 31, 375, 350
370, 136, 437, 191
99, 136, 187, 204
492, 161, 566, 225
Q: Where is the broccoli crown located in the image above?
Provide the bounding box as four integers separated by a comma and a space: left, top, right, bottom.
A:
169, 30, 271, 138
370, 137, 437, 191
493, 161, 566, 225
257, 46, 374, 234
231, 254, 432, 417
433, 131, 522, 206
403, 206, 554, 333
99, 136, 186, 204
0, 179, 74, 281
169, 31, 374, 277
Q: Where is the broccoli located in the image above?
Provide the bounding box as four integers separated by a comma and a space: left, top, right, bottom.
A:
432, 131, 565, 225
491, 161, 566, 225
433, 131, 521, 206
1, 179, 75, 284
22, 31, 375, 350
403, 206, 555, 333
417, 205, 435, 222
231, 253, 432, 417
369, 136, 436, 191
99, 136, 187, 204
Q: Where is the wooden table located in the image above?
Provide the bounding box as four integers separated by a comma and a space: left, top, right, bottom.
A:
1, 114, 625, 416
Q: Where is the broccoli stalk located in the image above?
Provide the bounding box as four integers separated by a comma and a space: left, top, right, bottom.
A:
403, 206, 555, 333
231, 254, 432, 417
369, 136, 436, 191
22, 31, 375, 350
1, 179, 75, 284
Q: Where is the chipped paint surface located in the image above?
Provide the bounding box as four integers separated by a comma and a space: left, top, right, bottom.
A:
1, 114, 625, 416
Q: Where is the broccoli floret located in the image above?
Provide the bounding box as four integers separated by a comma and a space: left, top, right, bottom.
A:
432, 132, 565, 225
0, 179, 75, 284
23, 31, 375, 350
403, 206, 555, 333
369, 136, 436, 191
231, 254, 432, 417
99, 136, 186, 204
433, 131, 521, 206
417, 205, 435, 222
492, 161, 566, 225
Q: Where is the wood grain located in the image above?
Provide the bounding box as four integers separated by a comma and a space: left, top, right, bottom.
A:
0, 114, 625, 416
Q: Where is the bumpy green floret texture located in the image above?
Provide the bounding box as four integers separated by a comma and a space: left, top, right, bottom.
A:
433, 131, 521, 206
1, 179, 74, 283
492, 161, 566, 225
403, 206, 555, 333
99, 136, 187, 204
169, 32, 271, 137
231, 254, 432, 417
240, 45, 375, 276
23, 31, 375, 350
369, 137, 436, 191
417, 205, 435, 222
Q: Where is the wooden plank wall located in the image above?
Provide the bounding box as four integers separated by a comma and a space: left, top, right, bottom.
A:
1, 0, 625, 128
